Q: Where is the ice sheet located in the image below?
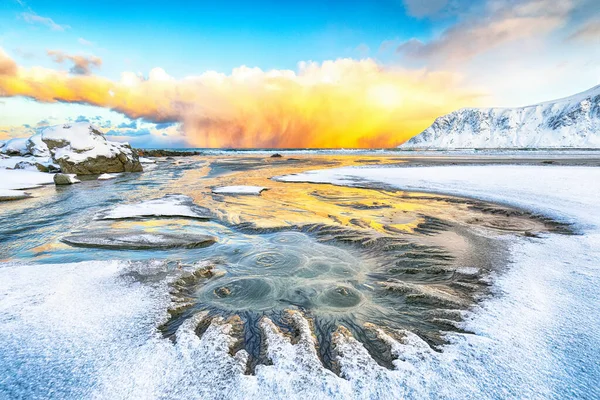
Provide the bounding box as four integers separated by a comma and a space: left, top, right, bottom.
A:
0, 168, 55, 190
212, 185, 267, 195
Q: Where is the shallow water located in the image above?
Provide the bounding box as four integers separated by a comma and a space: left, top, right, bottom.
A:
0, 154, 572, 397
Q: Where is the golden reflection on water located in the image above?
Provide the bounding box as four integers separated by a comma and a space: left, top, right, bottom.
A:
169, 155, 432, 234
167, 154, 542, 245
2, 154, 553, 265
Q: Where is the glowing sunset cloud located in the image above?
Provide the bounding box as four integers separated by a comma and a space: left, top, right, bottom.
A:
0, 50, 481, 148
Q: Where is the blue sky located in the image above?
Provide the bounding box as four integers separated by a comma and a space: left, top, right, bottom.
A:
2, 0, 440, 76
0, 0, 599, 147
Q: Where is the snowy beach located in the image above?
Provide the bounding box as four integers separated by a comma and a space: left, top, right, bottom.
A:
1, 155, 599, 399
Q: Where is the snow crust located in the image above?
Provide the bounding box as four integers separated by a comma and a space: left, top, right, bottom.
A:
212, 185, 267, 195
403, 85, 600, 149
96, 194, 210, 220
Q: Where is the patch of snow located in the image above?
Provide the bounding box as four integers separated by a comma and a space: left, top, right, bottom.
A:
0, 189, 31, 201
0, 168, 55, 190
95, 194, 210, 220
139, 157, 156, 164
212, 185, 267, 195
97, 173, 118, 180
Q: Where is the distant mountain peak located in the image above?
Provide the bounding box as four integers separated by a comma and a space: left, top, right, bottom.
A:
402, 85, 600, 149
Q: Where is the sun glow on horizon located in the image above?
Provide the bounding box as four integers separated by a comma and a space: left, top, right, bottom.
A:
0, 50, 482, 148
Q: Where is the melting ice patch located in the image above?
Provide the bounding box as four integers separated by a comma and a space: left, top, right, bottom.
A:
212, 186, 268, 195
95, 194, 211, 220
97, 173, 118, 180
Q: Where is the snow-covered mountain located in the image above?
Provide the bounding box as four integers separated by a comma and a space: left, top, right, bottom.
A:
402, 85, 600, 149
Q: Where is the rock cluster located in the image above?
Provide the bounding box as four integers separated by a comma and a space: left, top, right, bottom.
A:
1, 122, 143, 175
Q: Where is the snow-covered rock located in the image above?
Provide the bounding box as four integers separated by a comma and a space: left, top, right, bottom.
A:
0, 155, 59, 172
53, 173, 81, 185
26, 133, 50, 157
14, 161, 45, 172
403, 85, 600, 149
212, 186, 268, 195
1, 138, 30, 155
41, 122, 143, 174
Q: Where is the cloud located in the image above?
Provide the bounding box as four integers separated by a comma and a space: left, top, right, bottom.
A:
154, 122, 177, 129
117, 120, 137, 129
568, 18, 600, 41
0, 124, 34, 140
78, 38, 94, 46
0, 49, 482, 148
106, 128, 150, 137
0, 49, 18, 75
20, 12, 70, 31
46, 50, 102, 75
397, 0, 576, 64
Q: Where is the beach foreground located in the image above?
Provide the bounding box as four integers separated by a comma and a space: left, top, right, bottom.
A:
1, 153, 598, 399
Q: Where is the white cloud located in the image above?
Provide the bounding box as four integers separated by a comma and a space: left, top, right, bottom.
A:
21, 12, 70, 31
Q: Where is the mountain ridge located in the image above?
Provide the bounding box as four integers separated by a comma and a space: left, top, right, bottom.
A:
402, 85, 600, 149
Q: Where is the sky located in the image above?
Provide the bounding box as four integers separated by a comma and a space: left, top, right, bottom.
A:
0, 0, 599, 148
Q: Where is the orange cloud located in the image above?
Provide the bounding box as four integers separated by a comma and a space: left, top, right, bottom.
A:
0, 50, 482, 148
47, 50, 102, 75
